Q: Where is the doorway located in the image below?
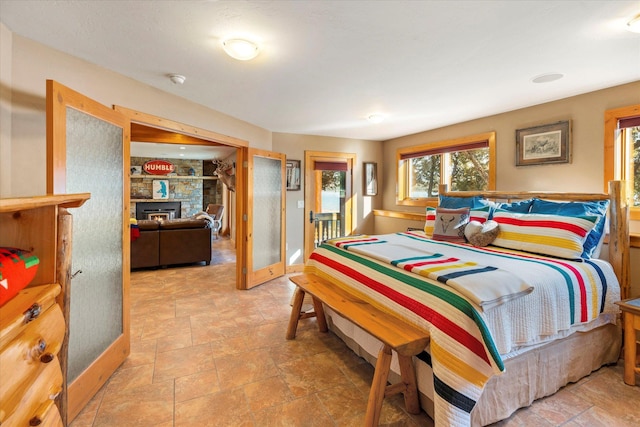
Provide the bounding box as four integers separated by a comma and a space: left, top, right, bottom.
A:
303, 151, 355, 261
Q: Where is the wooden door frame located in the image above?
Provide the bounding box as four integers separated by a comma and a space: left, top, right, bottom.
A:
303, 151, 356, 261
47, 81, 131, 422
244, 148, 286, 289
113, 106, 249, 289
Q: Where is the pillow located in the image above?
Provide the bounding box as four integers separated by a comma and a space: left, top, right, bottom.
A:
529, 199, 609, 258
491, 211, 598, 260
438, 195, 485, 209
431, 207, 470, 243
464, 220, 500, 247
497, 199, 534, 214
0, 247, 40, 306
425, 206, 490, 237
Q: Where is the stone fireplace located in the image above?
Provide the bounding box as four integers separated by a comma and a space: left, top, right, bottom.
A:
135, 201, 181, 220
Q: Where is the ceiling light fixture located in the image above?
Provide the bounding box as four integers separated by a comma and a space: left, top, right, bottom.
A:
168, 74, 186, 84
627, 14, 640, 33
531, 73, 564, 84
367, 114, 385, 124
222, 38, 260, 61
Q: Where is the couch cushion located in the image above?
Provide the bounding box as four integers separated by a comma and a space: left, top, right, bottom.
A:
160, 218, 209, 230
137, 219, 160, 231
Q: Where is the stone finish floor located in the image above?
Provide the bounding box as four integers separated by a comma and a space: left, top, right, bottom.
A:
69, 237, 640, 426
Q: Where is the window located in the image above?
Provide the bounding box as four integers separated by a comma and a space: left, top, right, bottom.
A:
604, 104, 640, 220
396, 132, 496, 206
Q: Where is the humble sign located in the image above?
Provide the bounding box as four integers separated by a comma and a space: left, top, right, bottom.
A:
143, 160, 175, 175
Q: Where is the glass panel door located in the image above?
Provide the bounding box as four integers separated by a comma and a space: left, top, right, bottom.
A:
47, 80, 130, 421
245, 148, 286, 288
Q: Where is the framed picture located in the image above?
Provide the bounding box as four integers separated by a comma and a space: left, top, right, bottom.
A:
130, 165, 142, 175
364, 162, 378, 196
286, 159, 301, 191
516, 120, 571, 166
152, 179, 169, 199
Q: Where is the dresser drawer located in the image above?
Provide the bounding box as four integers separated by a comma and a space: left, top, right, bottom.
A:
0, 302, 65, 416
0, 284, 64, 425
0, 355, 63, 426
0, 284, 61, 349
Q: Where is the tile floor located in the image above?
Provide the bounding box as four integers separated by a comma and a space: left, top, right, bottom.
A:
69, 238, 640, 426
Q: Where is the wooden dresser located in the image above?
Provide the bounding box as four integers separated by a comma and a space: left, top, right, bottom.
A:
0, 194, 89, 426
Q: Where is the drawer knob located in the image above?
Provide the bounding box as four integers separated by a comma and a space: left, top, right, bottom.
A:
29, 339, 47, 361
29, 416, 42, 426
40, 353, 54, 364
23, 303, 42, 323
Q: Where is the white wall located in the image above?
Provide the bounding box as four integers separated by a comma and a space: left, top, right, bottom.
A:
2, 30, 272, 197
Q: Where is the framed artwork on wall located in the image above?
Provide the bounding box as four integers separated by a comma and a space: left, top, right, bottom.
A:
364, 162, 378, 196
516, 120, 571, 166
286, 159, 301, 191
152, 179, 169, 199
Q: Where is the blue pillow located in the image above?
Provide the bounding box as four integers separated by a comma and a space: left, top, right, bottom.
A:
497, 199, 533, 213
439, 195, 485, 208
529, 198, 609, 258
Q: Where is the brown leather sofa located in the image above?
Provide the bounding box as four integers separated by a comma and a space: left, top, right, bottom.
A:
131, 218, 211, 269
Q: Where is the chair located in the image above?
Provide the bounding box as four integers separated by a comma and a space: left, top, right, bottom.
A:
206, 204, 225, 239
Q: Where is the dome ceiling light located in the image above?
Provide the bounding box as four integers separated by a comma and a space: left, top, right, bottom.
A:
222, 38, 260, 61
367, 114, 385, 124
531, 73, 564, 84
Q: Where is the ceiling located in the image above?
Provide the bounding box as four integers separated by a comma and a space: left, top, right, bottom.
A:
1, 1, 639, 143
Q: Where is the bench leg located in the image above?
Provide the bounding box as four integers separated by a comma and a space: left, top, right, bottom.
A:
398, 354, 420, 414
286, 286, 305, 340
311, 296, 328, 333
364, 344, 393, 427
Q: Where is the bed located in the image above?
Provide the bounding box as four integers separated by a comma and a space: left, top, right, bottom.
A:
300, 181, 629, 426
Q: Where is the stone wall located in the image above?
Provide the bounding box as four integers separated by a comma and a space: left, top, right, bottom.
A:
130, 157, 205, 218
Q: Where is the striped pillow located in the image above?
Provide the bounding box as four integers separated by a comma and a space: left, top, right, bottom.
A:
491, 211, 598, 259
425, 206, 491, 238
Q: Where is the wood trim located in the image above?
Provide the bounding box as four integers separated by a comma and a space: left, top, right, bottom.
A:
0, 193, 90, 212
396, 131, 496, 206
114, 106, 248, 148
603, 104, 640, 193
66, 334, 129, 420
373, 209, 425, 222
304, 151, 356, 262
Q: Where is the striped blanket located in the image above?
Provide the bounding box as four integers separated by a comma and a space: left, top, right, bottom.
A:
304, 231, 620, 426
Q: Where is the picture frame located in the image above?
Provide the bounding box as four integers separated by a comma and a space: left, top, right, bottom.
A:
152, 179, 169, 199
286, 159, 301, 191
130, 165, 142, 175
363, 162, 378, 196
516, 120, 571, 166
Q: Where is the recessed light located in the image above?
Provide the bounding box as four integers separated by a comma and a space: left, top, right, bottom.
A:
531, 73, 564, 84
180, 146, 186, 150
222, 38, 260, 61
367, 114, 385, 123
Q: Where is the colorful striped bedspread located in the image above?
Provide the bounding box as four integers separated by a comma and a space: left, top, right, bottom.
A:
304, 231, 620, 426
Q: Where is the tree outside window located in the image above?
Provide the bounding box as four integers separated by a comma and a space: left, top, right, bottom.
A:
397, 132, 496, 206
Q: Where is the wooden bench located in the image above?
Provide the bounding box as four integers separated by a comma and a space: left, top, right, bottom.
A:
286, 274, 431, 426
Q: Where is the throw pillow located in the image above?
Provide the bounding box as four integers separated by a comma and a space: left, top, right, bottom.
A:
431, 207, 470, 243
529, 198, 609, 258
491, 210, 598, 260
0, 247, 40, 306
464, 220, 500, 247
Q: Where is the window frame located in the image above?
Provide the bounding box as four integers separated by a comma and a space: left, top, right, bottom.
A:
396, 131, 496, 206
604, 104, 640, 220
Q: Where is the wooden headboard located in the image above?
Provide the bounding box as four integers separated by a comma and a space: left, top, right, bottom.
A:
438, 180, 630, 299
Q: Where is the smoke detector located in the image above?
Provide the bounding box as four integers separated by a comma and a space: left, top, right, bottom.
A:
168, 74, 186, 85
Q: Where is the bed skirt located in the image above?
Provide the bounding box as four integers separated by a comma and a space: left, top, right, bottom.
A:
324, 307, 621, 426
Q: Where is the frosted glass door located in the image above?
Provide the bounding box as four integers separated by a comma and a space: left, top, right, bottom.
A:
246, 148, 286, 288
47, 80, 130, 421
